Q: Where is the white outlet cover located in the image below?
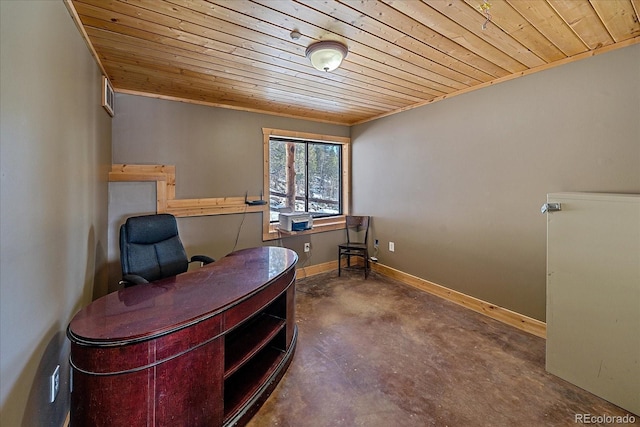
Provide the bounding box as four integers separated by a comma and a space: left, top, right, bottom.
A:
389, 242, 395, 252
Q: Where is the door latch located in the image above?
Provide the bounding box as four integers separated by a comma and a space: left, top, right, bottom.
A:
541, 203, 562, 214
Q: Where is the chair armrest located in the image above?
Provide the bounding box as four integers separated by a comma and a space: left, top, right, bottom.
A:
120, 274, 149, 287
190, 255, 215, 265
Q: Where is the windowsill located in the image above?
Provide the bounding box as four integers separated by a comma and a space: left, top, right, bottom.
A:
263, 215, 346, 241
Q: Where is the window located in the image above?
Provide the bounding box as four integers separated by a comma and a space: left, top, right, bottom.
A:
262, 129, 350, 240
269, 138, 342, 221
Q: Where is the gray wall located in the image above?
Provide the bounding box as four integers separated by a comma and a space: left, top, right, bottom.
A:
0, 2, 111, 426
351, 44, 640, 321
109, 95, 350, 289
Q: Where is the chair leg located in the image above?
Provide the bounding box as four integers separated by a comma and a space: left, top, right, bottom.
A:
364, 249, 369, 279
338, 249, 371, 278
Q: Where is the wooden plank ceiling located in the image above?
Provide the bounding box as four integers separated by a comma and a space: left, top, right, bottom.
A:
67, 0, 640, 125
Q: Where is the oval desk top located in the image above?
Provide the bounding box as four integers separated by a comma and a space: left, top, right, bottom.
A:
68, 246, 298, 346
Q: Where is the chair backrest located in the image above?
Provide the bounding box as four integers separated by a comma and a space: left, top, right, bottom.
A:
119, 213, 189, 282
345, 215, 370, 245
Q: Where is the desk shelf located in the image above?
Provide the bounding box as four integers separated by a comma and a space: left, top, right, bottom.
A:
224, 313, 286, 378
223, 291, 289, 423
224, 345, 285, 420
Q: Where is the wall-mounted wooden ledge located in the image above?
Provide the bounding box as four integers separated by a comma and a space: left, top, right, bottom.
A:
264, 216, 346, 241
109, 164, 265, 217
298, 260, 546, 339
108, 171, 168, 181
167, 197, 265, 217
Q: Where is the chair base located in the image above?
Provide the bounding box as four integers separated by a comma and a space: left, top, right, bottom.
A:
338, 250, 369, 279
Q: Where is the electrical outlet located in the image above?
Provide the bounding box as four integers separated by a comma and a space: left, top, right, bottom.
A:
50, 365, 60, 403
374, 239, 379, 247
304, 242, 311, 253
389, 241, 395, 252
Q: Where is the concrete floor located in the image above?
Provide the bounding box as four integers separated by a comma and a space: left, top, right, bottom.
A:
247, 271, 637, 427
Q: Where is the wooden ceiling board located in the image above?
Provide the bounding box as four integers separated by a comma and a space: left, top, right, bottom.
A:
335, 1, 507, 81
66, 0, 640, 125
101, 49, 388, 120
91, 0, 451, 101
87, 22, 409, 112
102, 52, 383, 117
283, 0, 486, 86
386, 0, 534, 72
347, 0, 511, 80
221, 0, 469, 92
456, 0, 564, 65
113, 69, 368, 123
547, 0, 615, 49
505, 0, 589, 56
590, 0, 640, 42
81, 11, 430, 112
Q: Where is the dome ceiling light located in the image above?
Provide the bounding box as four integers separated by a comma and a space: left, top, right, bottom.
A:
305, 41, 348, 72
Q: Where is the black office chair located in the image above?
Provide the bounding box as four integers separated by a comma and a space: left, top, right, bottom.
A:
119, 213, 214, 287
338, 215, 370, 279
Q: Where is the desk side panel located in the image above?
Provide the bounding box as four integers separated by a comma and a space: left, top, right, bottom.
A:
70, 316, 224, 426
156, 338, 224, 426
71, 338, 224, 427
71, 367, 150, 426
286, 283, 296, 347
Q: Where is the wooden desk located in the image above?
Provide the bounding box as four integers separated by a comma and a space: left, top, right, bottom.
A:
67, 246, 298, 427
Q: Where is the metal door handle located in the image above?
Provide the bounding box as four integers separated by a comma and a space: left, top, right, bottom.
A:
541, 203, 562, 214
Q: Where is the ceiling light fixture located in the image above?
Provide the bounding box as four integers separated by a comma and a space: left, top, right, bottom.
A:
305, 41, 348, 72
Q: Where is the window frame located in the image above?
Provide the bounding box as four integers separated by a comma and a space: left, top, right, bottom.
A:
262, 128, 350, 241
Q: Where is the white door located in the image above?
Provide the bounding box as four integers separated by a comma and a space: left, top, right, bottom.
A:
545, 192, 640, 415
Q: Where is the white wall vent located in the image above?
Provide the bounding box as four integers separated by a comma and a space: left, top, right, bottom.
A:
101, 76, 114, 117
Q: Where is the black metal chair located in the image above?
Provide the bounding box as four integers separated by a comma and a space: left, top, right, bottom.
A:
119, 213, 214, 287
338, 215, 370, 278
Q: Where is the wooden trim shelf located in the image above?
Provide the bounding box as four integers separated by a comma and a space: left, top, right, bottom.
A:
108, 164, 265, 217
167, 196, 265, 217
265, 216, 347, 241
